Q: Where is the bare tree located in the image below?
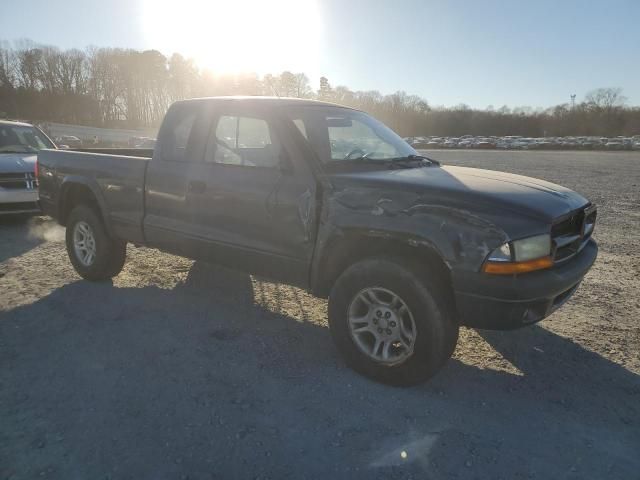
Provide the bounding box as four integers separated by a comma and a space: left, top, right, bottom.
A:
1, 38, 638, 137
585, 87, 627, 111
317, 76, 332, 100
293, 73, 311, 98
0, 42, 17, 88
16, 48, 42, 90
277, 71, 297, 97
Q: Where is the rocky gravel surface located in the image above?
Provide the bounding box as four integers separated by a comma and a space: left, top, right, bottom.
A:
1, 150, 639, 479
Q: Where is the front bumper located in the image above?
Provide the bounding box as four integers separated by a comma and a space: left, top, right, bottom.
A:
0, 189, 40, 215
453, 238, 598, 329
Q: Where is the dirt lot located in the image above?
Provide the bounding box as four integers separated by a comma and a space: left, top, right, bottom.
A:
1, 150, 639, 479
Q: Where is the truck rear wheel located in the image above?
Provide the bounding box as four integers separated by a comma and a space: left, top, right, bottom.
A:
65, 205, 126, 281
328, 257, 458, 386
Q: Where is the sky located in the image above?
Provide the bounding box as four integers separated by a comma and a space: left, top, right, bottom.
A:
2, 0, 638, 109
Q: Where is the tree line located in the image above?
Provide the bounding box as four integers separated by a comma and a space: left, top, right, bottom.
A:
1, 40, 638, 137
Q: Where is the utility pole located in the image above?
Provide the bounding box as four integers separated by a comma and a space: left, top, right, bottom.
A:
570, 94, 576, 109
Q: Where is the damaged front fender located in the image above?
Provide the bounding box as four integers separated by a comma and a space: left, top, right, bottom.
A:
309, 179, 544, 294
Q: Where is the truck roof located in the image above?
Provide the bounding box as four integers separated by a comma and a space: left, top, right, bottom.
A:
176, 96, 356, 110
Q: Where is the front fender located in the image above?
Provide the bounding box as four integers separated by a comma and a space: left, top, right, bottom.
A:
310, 184, 513, 293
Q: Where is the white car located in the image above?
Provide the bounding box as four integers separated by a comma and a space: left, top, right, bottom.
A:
0, 120, 56, 215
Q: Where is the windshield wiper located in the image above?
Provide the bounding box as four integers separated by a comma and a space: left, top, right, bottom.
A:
328, 153, 439, 169
398, 154, 440, 165
346, 152, 376, 162
388, 154, 440, 168
410, 154, 439, 165
333, 153, 380, 164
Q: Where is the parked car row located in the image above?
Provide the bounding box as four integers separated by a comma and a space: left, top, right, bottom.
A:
405, 135, 640, 151
53, 135, 83, 149
129, 136, 156, 148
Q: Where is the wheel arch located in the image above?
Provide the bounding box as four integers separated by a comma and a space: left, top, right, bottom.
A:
58, 177, 113, 236
311, 229, 455, 306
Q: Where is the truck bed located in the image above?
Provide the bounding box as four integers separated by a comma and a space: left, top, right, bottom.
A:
38, 149, 150, 243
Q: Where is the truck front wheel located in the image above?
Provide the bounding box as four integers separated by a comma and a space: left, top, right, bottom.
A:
328, 258, 458, 386
65, 205, 126, 281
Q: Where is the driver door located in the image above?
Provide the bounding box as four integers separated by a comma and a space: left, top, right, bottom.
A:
184, 103, 318, 287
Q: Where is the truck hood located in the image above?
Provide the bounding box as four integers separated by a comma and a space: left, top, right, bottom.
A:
331, 165, 589, 222
0, 153, 37, 174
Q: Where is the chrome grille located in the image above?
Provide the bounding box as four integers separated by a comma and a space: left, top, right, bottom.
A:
552, 205, 596, 263
0, 172, 38, 190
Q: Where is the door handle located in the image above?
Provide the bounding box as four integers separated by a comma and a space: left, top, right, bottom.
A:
188, 180, 207, 194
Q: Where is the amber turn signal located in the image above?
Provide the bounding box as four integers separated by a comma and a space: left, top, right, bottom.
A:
482, 256, 553, 275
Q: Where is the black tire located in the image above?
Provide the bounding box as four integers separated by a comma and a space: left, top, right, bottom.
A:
65, 205, 126, 281
328, 257, 458, 386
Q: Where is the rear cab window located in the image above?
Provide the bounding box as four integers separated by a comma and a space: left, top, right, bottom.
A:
155, 103, 199, 162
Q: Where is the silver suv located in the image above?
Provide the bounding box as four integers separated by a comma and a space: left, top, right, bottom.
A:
0, 120, 55, 215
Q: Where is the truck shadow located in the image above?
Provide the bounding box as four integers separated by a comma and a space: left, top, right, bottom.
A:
422, 326, 640, 478
1, 261, 638, 479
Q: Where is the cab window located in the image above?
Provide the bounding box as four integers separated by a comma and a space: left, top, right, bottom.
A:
205, 115, 281, 168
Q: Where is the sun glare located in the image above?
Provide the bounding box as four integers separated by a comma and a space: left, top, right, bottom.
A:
142, 0, 322, 75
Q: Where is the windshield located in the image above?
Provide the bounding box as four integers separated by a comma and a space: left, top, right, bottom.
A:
0, 124, 55, 153
284, 106, 416, 163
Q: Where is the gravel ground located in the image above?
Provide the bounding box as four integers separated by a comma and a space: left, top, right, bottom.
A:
1, 150, 639, 479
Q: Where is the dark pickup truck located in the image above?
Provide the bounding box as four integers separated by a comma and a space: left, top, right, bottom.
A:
38, 97, 598, 385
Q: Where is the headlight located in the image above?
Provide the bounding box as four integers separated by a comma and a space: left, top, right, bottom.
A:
484, 234, 552, 274
512, 234, 551, 261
